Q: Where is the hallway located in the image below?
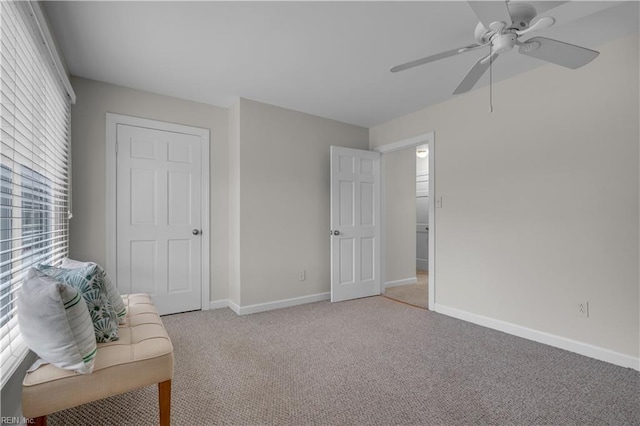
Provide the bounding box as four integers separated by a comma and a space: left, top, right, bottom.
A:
382, 270, 428, 309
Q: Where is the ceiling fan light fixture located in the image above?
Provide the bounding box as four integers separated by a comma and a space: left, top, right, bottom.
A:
492, 33, 517, 55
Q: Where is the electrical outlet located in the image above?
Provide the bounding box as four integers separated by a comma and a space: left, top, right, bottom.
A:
576, 301, 589, 318
298, 270, 306, 281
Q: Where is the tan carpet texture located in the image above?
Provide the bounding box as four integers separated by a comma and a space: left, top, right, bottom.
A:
48, 297, 639, 425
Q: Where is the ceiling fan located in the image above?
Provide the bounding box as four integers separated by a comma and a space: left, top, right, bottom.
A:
391, 1, 600, 95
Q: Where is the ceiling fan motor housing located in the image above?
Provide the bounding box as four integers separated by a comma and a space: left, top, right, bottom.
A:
474, 2, 537, 43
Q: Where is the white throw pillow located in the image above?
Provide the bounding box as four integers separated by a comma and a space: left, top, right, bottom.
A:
17, 268, 97, 374
61, 258, 127, 324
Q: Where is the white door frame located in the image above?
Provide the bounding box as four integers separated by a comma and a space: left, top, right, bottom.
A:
375, 131, 435, 311
105, 113, 210, 311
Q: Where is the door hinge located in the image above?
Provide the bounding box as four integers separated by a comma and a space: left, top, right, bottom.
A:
115, 142, 118, 154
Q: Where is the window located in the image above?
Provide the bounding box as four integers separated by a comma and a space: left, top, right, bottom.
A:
20, 165, 54, 266
0, 165, 12, 327
0, 1, 74, 386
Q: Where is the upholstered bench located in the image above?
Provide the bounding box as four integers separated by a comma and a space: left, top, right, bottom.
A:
22, 294, 174, 426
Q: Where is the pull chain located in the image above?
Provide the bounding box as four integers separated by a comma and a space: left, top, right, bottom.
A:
489, 45, 493, 113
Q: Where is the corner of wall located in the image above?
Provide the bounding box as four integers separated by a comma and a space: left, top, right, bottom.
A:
227, 101, 241, 307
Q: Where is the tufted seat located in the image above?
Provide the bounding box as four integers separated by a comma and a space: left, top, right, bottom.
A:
22, 294, 174, 426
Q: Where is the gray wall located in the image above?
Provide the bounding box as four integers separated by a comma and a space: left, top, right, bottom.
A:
69, 77, 230, 302
230, 98, 369, 307
69, 80, 369, 309
0, 352, 37, 419
370, 34, 640, 359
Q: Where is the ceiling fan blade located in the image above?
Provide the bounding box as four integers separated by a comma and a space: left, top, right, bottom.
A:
518, 37, 599, 69
453, 53, 497, 95
468, 1, 512, 30
515, 16, 555, 36
390, 44, 482, 73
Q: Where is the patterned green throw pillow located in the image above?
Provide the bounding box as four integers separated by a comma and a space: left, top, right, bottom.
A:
61, 258, 127, 324
94, 265, 126, 323
37, 264, 119, 343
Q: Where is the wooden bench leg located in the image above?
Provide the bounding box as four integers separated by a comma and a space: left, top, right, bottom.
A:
158, 379, 171, 426
29, 417, 46, 426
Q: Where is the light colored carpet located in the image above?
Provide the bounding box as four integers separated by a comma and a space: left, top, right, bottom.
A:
48, 296, 639, 425
384, 270, 428, 308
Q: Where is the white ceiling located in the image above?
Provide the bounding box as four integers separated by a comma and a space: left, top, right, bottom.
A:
43, 1, 638, 128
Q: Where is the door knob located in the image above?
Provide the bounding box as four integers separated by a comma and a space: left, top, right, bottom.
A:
333, 230, 340, 236
192, 229, 201, 235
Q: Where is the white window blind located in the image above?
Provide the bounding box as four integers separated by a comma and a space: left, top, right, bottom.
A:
1, 1, 73, 386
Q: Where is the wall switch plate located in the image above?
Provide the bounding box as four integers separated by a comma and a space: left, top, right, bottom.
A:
298, 270, 306, 281
436, 196, 443, 208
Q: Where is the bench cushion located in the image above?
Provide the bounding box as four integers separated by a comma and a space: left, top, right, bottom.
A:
22, 294, 174, 419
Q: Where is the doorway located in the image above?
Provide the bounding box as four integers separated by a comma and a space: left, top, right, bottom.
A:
105, 113, 211, 315
377, 132, 435, 310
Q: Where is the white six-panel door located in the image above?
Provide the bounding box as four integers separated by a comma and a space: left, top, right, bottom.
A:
116, 124, 202, 315
330, 146, 381, 302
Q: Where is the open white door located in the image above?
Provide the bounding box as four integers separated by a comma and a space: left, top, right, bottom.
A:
330, 146, 381, 302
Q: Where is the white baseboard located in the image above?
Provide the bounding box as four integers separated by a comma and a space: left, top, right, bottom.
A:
232, 292, 330, 316
210, 294, 329, 316
434, 303, 640, 371
209, 299, 229, 310
228, 300, 240, 315
384, 277, 417, 289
